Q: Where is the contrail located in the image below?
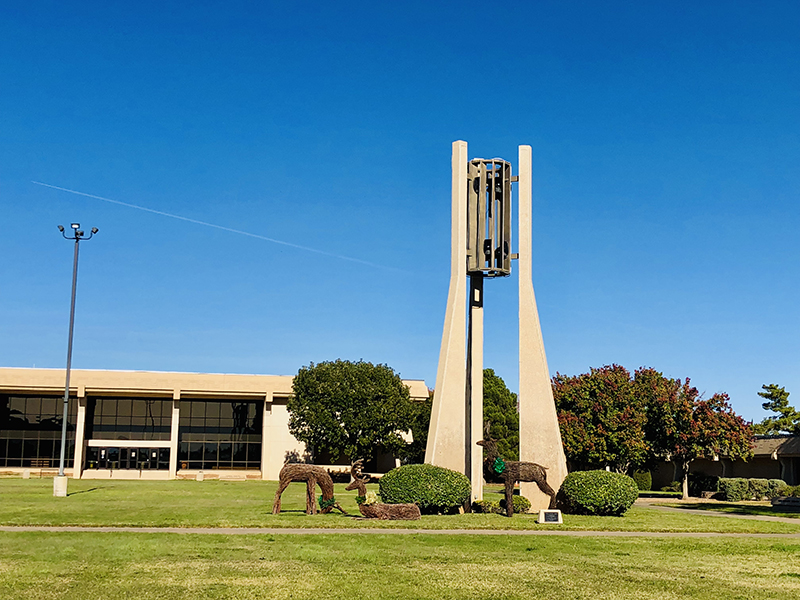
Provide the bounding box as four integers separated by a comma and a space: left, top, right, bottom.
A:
32, 181, 404, 272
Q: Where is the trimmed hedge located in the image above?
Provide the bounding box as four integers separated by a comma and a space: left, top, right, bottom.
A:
718, 478, 790, 501
379, 464, 470, 513
631, 471, 652, 491
558, 470, 638, 516
718, 478, 749, 501
473, 496, 532, 515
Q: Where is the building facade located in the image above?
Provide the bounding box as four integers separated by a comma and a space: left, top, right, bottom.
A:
0, 368, 428, 481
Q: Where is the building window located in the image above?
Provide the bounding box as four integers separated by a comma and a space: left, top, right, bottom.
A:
177, 399, 262, 470
0, 395, 77, 468
85, 397, 172, 441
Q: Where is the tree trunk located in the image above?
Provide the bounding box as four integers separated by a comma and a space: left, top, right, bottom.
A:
681, 461, 690, 500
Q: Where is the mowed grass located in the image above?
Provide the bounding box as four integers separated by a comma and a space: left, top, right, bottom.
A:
1, 531, 799, 599
2, 478, 800, 533
661, 501, 800, 519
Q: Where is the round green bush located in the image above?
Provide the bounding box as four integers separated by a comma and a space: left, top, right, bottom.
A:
379, 464, 471, 513
631, 470, 652, 491
558, 470, 638, 516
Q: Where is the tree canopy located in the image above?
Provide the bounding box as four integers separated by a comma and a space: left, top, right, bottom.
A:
287, 360, 414, 463
553, 365, 649, 473
751, 384, 799, 435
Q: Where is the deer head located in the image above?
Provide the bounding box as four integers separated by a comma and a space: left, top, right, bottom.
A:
345, 459, 369, 494
476, 438, 499, 461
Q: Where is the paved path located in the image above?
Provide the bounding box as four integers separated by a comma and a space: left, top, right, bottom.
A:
1, 525, 799, 538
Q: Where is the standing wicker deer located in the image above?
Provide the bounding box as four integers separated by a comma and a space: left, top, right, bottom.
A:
345, 460, 421, 520
272, 463, 346, 515
477, 438, 557, 516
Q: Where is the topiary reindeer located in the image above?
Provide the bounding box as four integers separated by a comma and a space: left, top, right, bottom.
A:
345, 460, 421, 520
272, 463, 347, 515
477, 438, 557, 516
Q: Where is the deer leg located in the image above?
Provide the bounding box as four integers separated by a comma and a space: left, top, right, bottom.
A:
535, 476, 558, 509
272, 479, 290, 514
505, 478, 515, 517
306, 479, 316, 515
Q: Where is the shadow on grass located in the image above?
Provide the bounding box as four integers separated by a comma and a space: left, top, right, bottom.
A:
67, 487, 100, 497
674, 502, 800, 517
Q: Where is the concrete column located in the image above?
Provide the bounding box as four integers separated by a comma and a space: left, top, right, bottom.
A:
425, 140, 469, 474
517, 145, 568, 510
467, 274, 484, 502
168, 390, 181, 479
261, 392, 273, 480
72, 389, 87, 479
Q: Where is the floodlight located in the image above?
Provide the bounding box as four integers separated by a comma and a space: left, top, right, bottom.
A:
57, 225, 65, 232
91, 227, 98, 234
71, 223, 80, 229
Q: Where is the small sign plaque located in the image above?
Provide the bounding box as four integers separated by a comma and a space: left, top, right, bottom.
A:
537, 509, 563, 524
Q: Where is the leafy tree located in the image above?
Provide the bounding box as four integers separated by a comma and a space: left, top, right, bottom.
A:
287, 360, 414, 463
398, 389, 432, 464
646, 378, 752, 499
752, 384, 799, 435
483, 369, 520, 461
552, 365, 649, 474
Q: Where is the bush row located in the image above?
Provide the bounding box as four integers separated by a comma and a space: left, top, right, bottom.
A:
717, 478, 789, 501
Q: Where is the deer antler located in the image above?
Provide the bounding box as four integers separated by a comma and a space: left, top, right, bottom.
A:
350, 459, 367, 481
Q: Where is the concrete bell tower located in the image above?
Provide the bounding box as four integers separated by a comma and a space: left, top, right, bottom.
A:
424, 141, 568, 510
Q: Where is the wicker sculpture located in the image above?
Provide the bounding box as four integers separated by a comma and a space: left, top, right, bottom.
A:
477, 438, 557, 516
272, 463, 347, 515
345, 460, 421, 520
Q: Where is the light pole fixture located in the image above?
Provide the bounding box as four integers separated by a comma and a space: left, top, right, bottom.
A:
54, 222, 98, 497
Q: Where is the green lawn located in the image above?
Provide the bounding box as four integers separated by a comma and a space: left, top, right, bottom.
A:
2, 478, 800, 534
1, 531, 799, 599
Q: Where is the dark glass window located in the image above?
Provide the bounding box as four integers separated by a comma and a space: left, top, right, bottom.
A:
177, 399, 263, 470
86, 397, 172, 441
0, 395, 77, 468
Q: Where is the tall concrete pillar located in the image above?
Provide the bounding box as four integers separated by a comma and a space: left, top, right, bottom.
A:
168, 390, 181, 479
467, 274, 484, 501
72, 389, 87, 479
425, 141, 469, 473
517, 145, 568, 509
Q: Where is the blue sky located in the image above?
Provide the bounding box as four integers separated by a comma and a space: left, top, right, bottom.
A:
1, 2, 797, 422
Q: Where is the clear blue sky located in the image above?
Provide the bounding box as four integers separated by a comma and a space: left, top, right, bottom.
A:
1, 2, 798, 422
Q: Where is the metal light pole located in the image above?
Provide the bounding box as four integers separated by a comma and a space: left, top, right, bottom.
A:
54, 223, 98, 497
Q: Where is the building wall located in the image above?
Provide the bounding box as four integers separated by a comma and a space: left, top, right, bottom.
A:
0, 368, 428, 481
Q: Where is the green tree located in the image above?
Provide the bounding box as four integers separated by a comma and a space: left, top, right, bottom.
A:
646, 379, 752, 499
552, 365, 649, 474
483, 369, 519, 461
752, 384, 799, 435
398, 389, 432, 464
287, 360, 414, 463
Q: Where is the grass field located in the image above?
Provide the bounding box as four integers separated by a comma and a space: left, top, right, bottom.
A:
2, 478, 800, 533
1, 531, 799, 599
2, 479, 800, 599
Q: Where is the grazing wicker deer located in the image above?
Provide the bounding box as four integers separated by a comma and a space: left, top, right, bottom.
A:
477, 438, 557, 516
345, 460, 421, 520
272, 463, 347, 515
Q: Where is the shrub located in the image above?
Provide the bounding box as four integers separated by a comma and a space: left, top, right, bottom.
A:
718, 478, 749, 501
473, 496, 532, 515
688, 472, 719, 497
748, 478, 770, 500
472, 500, 502, 514
500, 495, 532, 514
379, 464, 470, 513
768, 479, 788, 499
631, 471, 652, 491
558, 470, 638, 516
661, 481, 681, 493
